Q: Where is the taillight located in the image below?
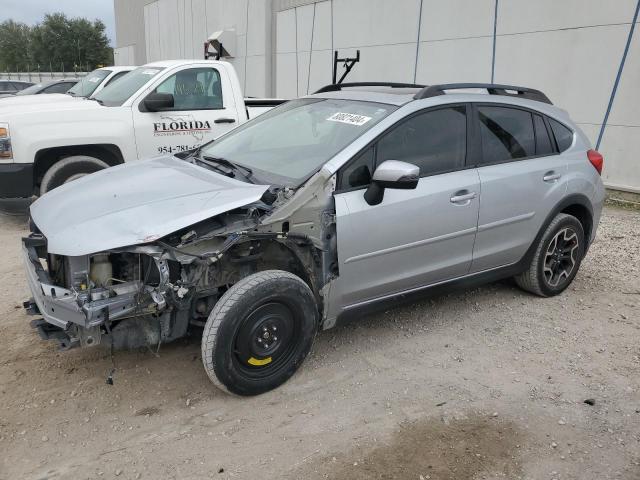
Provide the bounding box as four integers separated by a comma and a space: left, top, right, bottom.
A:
587, 149, 603, 175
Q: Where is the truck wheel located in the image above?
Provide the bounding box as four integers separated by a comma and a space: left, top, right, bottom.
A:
515, 213, 585, 297
201, 270, 318, 396
40, 155, 109, 194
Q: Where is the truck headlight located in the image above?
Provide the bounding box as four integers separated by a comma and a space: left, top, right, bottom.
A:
0, 125, 12, 160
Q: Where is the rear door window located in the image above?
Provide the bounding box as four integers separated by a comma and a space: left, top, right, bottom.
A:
533, 114, 554, 156
549, 118, 574, 152
478, 106, 535, 164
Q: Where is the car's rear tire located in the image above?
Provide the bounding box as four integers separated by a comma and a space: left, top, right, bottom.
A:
40, 155, 109, 195
201, 270, 318, 396
515, 213, 585, 297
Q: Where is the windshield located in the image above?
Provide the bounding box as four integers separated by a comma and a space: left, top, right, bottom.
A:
16, 83, 45, 95
67, 69, 110, 97
199, 98, 396, 186
94, 67, 165, 106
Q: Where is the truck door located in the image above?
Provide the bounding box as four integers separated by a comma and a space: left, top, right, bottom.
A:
132, 65, 240, 159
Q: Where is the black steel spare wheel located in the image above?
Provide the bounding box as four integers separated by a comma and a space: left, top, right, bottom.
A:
201, 270, 318, 396
234, 302, 298, 373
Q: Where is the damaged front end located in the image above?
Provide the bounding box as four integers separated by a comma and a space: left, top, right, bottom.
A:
22, 231, 186, 350
23, 191, 335, 351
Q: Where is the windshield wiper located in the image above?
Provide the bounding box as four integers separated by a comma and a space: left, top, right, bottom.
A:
201, 155, 255, 183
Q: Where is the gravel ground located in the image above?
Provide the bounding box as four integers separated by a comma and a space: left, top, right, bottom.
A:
0, 204, 638, 480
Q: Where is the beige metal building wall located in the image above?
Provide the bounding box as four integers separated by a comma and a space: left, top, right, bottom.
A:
115, 0, 274, 98
113, 0, 147, 66
114, 0, 640, 193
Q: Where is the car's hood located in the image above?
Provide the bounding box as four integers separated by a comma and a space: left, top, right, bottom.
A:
30, 156, 269, 256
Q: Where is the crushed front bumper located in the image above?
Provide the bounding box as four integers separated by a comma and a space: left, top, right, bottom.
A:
22, 235, 143, 339
22, 236, 85, 330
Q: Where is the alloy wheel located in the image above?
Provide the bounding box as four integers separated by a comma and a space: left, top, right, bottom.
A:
543, 227, 579, 287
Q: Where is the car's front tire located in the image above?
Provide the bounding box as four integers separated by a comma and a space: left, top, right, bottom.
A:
40, 155, 109, 195
515, 213, 585, 297
201, 270, 318, 396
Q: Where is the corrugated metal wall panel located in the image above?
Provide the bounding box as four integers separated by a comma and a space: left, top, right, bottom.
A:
114, 0, 147, 64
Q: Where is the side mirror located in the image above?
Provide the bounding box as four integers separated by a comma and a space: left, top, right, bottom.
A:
364, 160, 419, 206
143, 92, 174, 112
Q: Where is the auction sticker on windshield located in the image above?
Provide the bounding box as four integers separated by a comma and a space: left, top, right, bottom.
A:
327, 112, 372, 126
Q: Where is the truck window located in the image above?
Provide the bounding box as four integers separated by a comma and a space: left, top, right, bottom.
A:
68, 69, 111, 98
153, 68, 223, 111
103, 71, 129, 88
94, 67, 165, 106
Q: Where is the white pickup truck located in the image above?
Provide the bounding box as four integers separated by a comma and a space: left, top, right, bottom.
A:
0, 60, 283, 198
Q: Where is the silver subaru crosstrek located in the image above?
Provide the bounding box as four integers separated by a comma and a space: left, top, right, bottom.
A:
23, 82, 604, 395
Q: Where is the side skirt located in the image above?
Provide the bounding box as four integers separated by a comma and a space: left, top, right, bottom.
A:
334, 261, 524, 327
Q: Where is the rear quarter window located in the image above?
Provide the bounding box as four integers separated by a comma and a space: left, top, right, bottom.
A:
549, 118, 574, 152
533, 114, 554, 156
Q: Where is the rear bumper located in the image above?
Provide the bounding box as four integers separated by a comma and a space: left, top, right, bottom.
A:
0, 163, 33, 198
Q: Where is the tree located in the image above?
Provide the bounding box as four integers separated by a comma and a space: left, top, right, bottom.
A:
0, 20, 33, 71
31, 13, 112, 71
0, 13, 112, 72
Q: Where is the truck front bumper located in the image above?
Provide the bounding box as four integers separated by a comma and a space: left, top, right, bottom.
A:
0, 163, 33, 198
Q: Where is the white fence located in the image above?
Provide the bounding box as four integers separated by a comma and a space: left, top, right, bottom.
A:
0, 71, 88, 83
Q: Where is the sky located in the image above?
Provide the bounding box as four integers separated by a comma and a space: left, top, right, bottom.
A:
2, 0, 116, 46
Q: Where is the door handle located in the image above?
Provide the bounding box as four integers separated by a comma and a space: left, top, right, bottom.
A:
543, 171, 561, 182
450, 191, 477, 204
214, 118, 236, 124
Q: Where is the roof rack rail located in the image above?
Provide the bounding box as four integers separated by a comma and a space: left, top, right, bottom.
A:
314, 82, 426, 94
413, 83, 552, 105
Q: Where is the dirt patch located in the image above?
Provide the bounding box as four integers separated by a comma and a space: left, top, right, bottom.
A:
293, 413, 522, 479
134, 406, 161, 417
